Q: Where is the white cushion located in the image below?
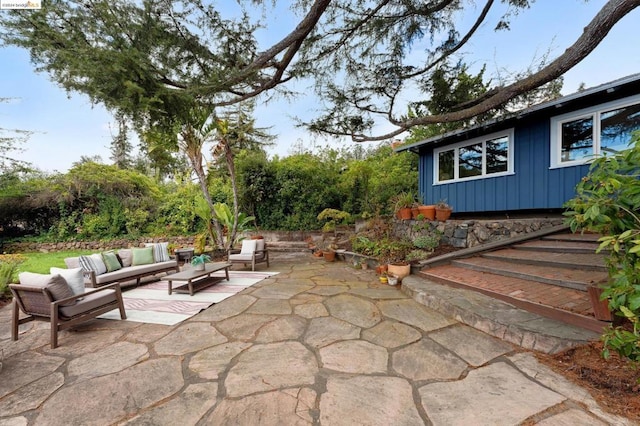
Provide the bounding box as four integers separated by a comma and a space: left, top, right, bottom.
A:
50, 267, 85, 295
240, 239, 257, 255
255, 239, 265, 251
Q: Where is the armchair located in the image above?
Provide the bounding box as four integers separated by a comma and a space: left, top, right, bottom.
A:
227, 238, 270, 271
10, 277, 126, 349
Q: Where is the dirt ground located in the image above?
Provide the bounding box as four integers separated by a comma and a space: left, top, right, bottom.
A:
536, 341, 640, 421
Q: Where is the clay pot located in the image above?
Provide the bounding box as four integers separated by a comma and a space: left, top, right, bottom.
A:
397, 208, 412, 220
418, 205, 436, 221
375, 264, 389, 275
387, 263, 410, 281
435, 207, 452, 222
323, 251, 336, 262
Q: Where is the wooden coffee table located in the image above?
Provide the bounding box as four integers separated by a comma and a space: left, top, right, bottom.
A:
161, 262, 232, 296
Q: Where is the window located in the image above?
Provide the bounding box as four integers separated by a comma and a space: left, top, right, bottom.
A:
551, 96, 640, 168
434, 130, 514, 184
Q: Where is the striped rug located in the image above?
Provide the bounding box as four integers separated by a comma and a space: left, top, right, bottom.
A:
99, 270, 277, 325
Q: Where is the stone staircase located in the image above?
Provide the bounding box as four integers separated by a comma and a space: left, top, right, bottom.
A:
418, 232, 610, 333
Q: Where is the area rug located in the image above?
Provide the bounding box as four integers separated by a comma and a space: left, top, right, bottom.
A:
99, 270, 278, 325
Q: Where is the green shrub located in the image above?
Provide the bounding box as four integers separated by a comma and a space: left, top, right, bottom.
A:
413, 233, 441, 250
564, 135, 640, 363
0, 254, 26, 297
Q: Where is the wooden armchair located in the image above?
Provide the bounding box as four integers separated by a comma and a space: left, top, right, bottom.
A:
227, 238, 270, 271
10, 281, 126, 349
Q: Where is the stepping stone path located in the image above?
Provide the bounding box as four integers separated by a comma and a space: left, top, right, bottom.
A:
0, 252, 633, 425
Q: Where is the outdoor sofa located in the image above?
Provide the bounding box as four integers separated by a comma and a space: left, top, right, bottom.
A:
64, 244, 179, 288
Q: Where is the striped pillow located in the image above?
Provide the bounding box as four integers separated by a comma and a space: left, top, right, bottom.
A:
78, 253, 107, 275
145, 242, 170, 263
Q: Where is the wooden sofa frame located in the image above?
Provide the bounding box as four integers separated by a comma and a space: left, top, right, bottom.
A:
10, 283, 126, 348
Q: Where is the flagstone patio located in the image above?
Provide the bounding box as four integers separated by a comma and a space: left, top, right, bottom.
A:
0, 252, 633, 425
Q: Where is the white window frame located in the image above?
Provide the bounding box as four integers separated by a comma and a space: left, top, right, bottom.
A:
550, 94, 640, 169
433, 129, 514, 185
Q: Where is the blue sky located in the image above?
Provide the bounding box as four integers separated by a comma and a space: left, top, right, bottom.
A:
1, 0, 639, 173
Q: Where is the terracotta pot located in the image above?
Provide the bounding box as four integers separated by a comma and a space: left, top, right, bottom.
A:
323, 250, 336, 262
435, 207, 452, 222
588, 286, 613, 321
387, 263, 410, 281
375, 264, 388, 275
418, 205, 436, 221
411, 207, 420, 219
397, 208, 412, 220
251, 235, 264, 240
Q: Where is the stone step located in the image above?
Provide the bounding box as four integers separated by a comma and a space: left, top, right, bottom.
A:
451, 257, 607, 291
419, 265, 605, 333
482, 248, 607, 271
512, 239, 601, 254
542, 232, 602, 243
266, 241, 311, 252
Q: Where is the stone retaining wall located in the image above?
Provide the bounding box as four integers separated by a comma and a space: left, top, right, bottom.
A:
392, 217, 565, 248
2, 236, 196, 254
2, 217, 565, 253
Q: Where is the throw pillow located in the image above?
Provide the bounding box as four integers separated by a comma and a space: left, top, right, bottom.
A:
118, 249, 133, 267
45, 274, 77, 306
132, 247, 154, 266
101, 251, 122, 272
50, 267, 85, 296
18, 271, 55, 287
18, 272, 76, 307
78, 254, 107, 276
240, 239, 257, 255
145, 242, 170, 262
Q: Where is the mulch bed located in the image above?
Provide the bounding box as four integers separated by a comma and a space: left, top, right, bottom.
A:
536, 341, 640, 421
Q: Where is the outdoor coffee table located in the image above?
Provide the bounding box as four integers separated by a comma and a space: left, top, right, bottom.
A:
162, 262, 232, 296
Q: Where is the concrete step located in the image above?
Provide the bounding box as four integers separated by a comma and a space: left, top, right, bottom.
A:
451, 257, 608, 291
419, 265, 606, 333
512, 239, 601, 254
482, 248, 607, 271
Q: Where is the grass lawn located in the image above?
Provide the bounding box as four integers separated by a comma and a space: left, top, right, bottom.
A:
18, 250, 93, 274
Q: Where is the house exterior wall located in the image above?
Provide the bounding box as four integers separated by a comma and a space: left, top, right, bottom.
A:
418, 121, 590, 213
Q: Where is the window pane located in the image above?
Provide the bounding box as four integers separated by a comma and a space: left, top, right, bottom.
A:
459, 143, 482, 178
438, 150, 454, 181
486, 136, 508, 174
561, 117, 593, 162
600, 103, 640, 155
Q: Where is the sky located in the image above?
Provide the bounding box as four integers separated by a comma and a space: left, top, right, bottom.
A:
1, 0, 639, 173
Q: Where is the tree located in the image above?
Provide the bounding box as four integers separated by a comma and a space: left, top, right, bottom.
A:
0, 98, 33, 171
0, 0, 636, 140
110, 115, 133, 169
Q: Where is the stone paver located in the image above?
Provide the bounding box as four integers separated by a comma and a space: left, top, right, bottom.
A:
319, 340, 388, 374
320, 376, 423, 424
419, 362, 566, 425
0, 252, 631, 425
225, 342, 318, 397
324, 293, 382, 328
393, 338, 468, 381
362, 320, 422, 348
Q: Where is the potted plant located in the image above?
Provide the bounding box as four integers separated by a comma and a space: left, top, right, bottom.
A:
191, 254, 211, 271
418, 204, 436, 220
392, 192, 415, 220
387, 273, 399, 286
435, 200, 453, 221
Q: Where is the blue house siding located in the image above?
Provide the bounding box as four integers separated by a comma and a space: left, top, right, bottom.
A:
418, 121, 589, 213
